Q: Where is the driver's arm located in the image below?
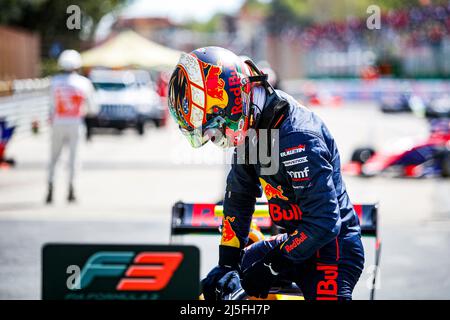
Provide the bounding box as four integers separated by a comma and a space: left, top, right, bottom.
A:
220, 148, 262, 268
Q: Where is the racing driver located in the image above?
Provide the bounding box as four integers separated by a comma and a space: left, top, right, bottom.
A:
168, 47, 365, 300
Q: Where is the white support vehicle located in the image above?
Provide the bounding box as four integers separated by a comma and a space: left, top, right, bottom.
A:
86, 69, 165, 139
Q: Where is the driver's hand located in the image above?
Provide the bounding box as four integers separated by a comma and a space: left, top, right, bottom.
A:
241, 259, 277, 298
216, 270, 242, 299
241, 245, 291, 298
201, 265, 235, 300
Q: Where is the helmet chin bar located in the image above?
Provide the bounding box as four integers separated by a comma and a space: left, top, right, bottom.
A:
211, 134, 230, 148
205, 125, 242, 149
206, 125, 235, 148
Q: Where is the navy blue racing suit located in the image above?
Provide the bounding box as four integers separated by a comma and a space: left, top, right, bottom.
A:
221, 90, 365, 300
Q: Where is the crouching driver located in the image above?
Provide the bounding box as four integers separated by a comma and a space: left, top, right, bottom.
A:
167, 46, 365, 300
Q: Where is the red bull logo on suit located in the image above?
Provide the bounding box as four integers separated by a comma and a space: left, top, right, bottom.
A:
259, 178, 288, 201
221, 216, 240, 248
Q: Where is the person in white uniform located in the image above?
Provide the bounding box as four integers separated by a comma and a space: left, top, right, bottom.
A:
46, 50, 96, 204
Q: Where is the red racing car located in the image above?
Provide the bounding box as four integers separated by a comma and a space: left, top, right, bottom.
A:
344, 119, 450, 178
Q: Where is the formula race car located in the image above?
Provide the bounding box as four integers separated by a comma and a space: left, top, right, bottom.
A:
344, 119, 450, 178
170, 200, 381, 300
379, 93, 413, 114
425, 95, 450, 119
379, 93, 450, 119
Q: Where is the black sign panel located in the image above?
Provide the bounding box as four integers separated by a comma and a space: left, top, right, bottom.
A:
42, 244, 200, 300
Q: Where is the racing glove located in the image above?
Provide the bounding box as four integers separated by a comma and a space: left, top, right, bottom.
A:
201, 246, 243, 300
216, 270, 242, 299
201, 265, 235, 300
241, 245, 292, 298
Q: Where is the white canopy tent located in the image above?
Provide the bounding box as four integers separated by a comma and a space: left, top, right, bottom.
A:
81, 30, 181, 70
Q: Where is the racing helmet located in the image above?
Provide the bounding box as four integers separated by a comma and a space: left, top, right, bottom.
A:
57, 49, 82, 71
168, 47, 270, 148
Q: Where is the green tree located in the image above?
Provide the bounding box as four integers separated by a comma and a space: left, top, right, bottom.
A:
266, 0, 312, 34
0, 0, 128, 55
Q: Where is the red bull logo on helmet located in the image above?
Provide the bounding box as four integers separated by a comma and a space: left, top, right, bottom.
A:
205, 65, 226, 101
202, 63, 229, 113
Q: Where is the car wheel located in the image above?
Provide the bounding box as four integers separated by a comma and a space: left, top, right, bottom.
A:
351, 147, 376, 164
440, 150, 450, 178
86, 126, 93, 141
153, 119, 164, 128
137, 121, 145, 135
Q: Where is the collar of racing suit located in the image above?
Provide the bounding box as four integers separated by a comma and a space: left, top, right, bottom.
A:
237, 86, 290, 166
253, 86, 289, 130
251, 86, 266, 119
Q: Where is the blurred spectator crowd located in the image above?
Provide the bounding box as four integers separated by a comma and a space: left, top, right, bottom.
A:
284, 4, 449, 51
277, 3, 450, 77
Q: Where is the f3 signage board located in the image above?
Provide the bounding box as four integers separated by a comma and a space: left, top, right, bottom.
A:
42, 244, 200, 300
